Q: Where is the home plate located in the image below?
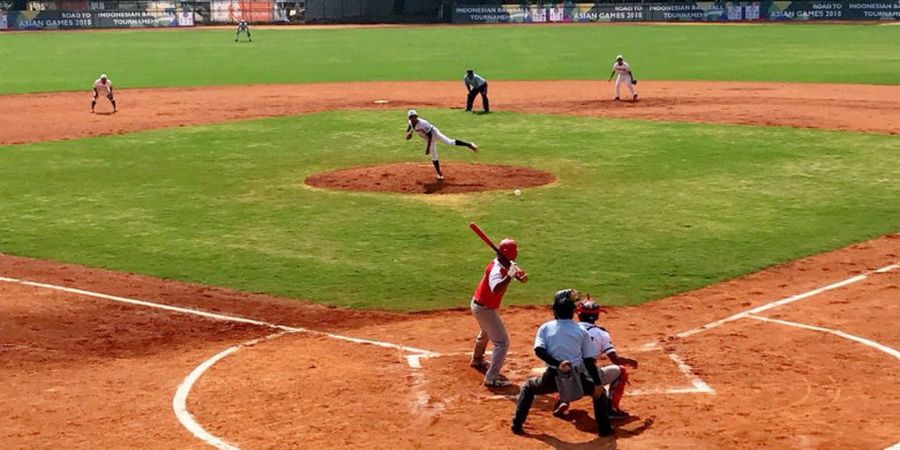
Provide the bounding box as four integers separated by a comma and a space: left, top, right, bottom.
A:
373, 99, 390, 104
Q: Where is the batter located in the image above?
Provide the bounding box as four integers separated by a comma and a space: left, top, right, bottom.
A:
470, 238, 527, 387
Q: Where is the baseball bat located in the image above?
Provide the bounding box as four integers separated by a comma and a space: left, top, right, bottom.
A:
469, 222, 501, 256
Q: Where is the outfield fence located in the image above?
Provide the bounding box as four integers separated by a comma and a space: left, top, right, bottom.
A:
452, 1, 900, 23
0, 0, 306, 29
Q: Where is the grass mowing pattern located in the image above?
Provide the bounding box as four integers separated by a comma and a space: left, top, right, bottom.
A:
1, 110, 897, 310
0, 24, 898, 94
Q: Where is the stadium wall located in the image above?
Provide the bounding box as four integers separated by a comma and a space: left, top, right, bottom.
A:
452, 1, 900, 23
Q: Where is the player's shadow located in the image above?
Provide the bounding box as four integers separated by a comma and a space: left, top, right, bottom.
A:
566, 409, 651, 437
94, 111, 116, 116
530, 433, 617, 450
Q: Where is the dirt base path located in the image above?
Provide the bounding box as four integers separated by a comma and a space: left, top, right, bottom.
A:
2, 80, 898, 145
1, 234, 897, 449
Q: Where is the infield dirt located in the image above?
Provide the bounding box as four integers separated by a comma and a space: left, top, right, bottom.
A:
1, 234, 897, 449
1, 80, 898, 145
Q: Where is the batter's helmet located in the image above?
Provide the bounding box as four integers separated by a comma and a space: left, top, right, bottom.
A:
552, 289, 578, 320
498, 239, 518, 261
577, 300, 602, 323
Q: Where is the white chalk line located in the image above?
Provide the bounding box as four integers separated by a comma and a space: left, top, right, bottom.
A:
747, 315, 900, 360
886, 441, 900, 450
0, 275, 438, 357
639, 262, 898, 351
666, 351, 715, 394
173, 331, 293, 450
0, 275, 441, 449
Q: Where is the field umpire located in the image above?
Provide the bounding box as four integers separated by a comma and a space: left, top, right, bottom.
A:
511, 289, 613, 437
464, 69, 490, 113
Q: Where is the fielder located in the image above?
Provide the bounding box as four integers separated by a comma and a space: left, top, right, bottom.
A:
91, 74, 116, 113
511, 290, 613, 437
405, 110, 478, 181
235, 20, 251, 42
464, 69, 490, 113
608, 55, 638, 101
552, 299, 639, 420
470, 238, 527, 387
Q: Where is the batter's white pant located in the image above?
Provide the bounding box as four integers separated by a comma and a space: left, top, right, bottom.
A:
426, 127, 457, 162
470, 299, 509, 382
615, 74, 637, 99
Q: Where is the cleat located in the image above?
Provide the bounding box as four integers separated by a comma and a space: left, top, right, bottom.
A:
552, 400, 569, 418
470, 143, 478, 153
511, 425, 525, 435
484, 376, 511, 387
609, 408, 631, 421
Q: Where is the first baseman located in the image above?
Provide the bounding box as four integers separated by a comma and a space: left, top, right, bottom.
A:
91, 74, 116, 113
235, 20, 251, 42
552, 298, 639, 420
405, 110, 478, 181
470, 238, 527, 387
608, 55, 638, 101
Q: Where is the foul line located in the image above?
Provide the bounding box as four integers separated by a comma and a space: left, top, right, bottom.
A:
640, 263, 898, 351
748, 315, 900, 360
0, 275, 438, 357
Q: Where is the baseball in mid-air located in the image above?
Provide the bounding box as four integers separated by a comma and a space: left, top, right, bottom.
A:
514, 189, 522, 196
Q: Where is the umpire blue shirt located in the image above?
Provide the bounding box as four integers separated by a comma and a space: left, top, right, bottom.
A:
534, 319, 594, 368
464, 73, 487, 89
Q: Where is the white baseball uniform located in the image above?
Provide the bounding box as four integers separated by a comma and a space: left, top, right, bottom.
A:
93, 78, 113, 97
612, 61, 637, 99
409, 118, 456, 162
580, 322, 624, 386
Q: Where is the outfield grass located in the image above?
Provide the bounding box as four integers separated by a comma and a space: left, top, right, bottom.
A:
1, 23, 898, 94
0, 111, 897, 310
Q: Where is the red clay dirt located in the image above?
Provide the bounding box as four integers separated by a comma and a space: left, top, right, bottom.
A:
2, 80, 898, 146
305, 162, 556, 194
1, 234, 898, 449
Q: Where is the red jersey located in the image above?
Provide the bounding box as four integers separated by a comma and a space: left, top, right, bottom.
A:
472, 258, 512, 309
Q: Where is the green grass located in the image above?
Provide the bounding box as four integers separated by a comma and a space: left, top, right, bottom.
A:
1, 111, 897, 310
0, 23, 898, 93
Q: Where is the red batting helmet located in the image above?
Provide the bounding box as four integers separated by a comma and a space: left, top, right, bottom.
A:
498, 239, 518, 260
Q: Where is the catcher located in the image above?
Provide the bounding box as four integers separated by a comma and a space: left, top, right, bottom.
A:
91, 74, 116, 113
553, 298, 639, 420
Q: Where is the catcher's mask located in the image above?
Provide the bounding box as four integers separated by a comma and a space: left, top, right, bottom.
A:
577, 300, 602, 323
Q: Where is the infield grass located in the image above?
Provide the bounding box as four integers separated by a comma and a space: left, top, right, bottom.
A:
0, 23, 898, 94
1, 111, 897, 310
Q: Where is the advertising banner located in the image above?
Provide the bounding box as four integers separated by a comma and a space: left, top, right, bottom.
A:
211, 0, 274, 23
452, 1, 900, 23
2, 9, 194, 29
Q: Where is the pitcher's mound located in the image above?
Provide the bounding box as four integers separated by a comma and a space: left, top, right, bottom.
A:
306, 162, 555, 194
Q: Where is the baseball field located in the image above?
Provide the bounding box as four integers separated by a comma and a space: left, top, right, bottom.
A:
0, 23, 898, 449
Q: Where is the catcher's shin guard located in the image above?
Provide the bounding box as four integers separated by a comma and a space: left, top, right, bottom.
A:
610, 366, 628, 409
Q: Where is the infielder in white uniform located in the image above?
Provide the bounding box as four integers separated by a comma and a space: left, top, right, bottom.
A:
608, 55, 638, 101
405, 110, 478, 180
553, 298, 638, 420
91, 74, 116, 113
